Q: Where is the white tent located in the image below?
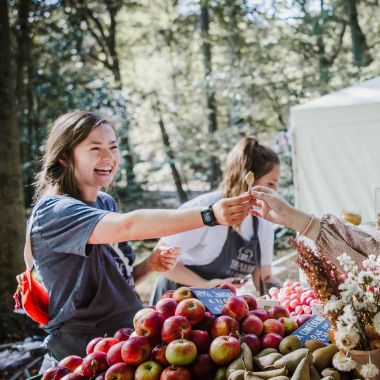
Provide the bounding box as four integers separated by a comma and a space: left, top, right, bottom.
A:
291, 77, 380, 224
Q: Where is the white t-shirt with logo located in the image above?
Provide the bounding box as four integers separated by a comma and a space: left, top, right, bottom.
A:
160, 191, 274, 267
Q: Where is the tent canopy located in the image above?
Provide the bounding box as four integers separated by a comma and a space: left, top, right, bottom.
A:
291, 77, 380, 224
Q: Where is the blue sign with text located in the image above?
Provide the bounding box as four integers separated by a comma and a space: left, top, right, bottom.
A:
291, 315, 331, 345
191, 288, 234, 315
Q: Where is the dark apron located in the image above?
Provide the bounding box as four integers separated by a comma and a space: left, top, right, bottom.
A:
150, 216, 262, 305
46, 325, 119, 360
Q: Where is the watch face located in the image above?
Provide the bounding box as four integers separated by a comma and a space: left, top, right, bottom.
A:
203, 210, 214, 223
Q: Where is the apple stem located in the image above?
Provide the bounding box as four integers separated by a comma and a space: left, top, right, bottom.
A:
181, 331, 184, 342
227, 332, 232, 341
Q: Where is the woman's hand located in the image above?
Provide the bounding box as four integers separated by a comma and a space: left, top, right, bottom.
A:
250, 186, 320, 240
148, 245, 181, 272
206, 277, 248, 289
250, 186, 294, 226
212, 193, 253, 226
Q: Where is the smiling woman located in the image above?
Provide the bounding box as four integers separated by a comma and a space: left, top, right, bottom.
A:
24, 110, 254, 360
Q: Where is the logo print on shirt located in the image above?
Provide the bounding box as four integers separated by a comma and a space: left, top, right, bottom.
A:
229, 246, 256, 276
110, 243, 135, 287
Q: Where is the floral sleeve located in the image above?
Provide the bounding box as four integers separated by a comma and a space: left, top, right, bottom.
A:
315, 214, 380, 268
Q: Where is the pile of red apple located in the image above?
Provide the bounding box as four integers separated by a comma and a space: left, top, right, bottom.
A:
41, 285, 312, 380
266, 279, 323, 317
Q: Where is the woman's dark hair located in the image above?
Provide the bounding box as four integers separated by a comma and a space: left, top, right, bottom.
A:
34, 110, 112, 201
221, 136, 280, 198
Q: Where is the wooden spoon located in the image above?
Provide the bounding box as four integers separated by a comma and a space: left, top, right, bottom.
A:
245, 171, 255, 192
234, 171, 255, 233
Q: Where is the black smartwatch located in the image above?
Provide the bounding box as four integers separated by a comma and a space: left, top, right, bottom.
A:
201, 205, 219, 227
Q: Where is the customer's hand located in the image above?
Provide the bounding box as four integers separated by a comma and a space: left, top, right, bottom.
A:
250, 186, 293, 226
148, 245, 181, 272
212, 193, 253, 226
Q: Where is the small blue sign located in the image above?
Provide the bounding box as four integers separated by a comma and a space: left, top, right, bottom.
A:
291, 315, 331, 345
190, 288, 234, 315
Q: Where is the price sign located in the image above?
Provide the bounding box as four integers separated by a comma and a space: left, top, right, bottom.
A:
291, 315, 331, 345
190, 288, 234, 315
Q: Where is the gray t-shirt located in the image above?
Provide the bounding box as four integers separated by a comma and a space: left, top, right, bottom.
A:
31, 192, 143, 333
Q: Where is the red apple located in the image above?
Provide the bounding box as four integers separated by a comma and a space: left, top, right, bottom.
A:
242, 334, 261, 355
82, 352, 109, 378
261, 332, 283, 349
190, 354, 215, 378
175, 298, 205, 325
93, 373, 105, 380
249, 309, 269, 322
151, 343, 169, 366
241, 315, 264, 336
279, 317, 298, 335
94, 337, 120, 353
134, 310, 164, 339
133, 308, 156, 328
242, 294, 257, 311
189, 330, 210, 354
268, 305, 290, 319
219, 283, 237, 294
296, 313, 312, 326
135, 360, 163, 380
59, 355, 83, 372
263, 319, 285, 337
209, 335, 241, 365
105, 363, 134, 380
121, 336, 151, 366
107, 341, 124, 366
172, 287, 194, 302
161, 316, 192, 344
210, 315, 239, 339
61, 375, 86, 380
74, 365, 83, 375
221, 296, 249, 321
193, 311, 216, 332
160, 366, 190, 380
42, 366, 71, 380
160, 290, 175, 299
86, 337, 103, 355
113, 327, 134, 341
165, 339, 197, 366
155, 298, 178, 320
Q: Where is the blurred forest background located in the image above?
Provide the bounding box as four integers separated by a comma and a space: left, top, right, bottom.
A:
1, 0, 380, 342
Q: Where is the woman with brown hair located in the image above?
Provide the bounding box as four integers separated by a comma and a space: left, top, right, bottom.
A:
150, 137, 281, 304
26, 111, 253, 360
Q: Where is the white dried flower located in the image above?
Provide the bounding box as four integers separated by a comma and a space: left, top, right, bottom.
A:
340, 304, 358, 326
373, 312, 380, 335
359, 362, 380, 378
332, 351, 357, 371
358, 271, 376, 285
338, 253, 356, 272
325, 297, 345, 314
334, 326, 360, 350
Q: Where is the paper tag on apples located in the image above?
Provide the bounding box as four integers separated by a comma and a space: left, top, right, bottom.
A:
190, 288, 234, 315
256, 298, 280, 310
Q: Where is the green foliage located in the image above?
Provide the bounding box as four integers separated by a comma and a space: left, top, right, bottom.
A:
10, 0, 380, 204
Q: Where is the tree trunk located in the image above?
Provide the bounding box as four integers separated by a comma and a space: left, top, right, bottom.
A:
16, 0, 35, 207
0, 0, 25, 339
345, 0, 372, 67
154, 97, 188, 203
200, 1, 221, 189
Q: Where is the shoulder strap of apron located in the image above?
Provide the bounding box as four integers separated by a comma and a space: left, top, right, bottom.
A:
24, 209, 37, 271
252, 216, 265, 296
